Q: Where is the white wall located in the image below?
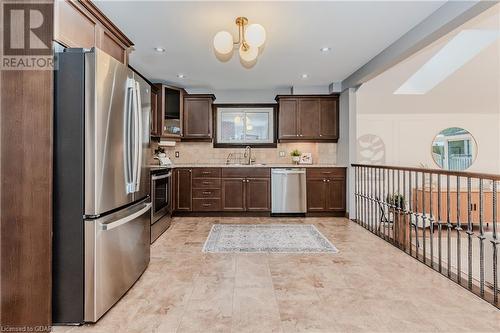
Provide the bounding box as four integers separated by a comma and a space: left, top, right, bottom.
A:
356, 21, 500, 174
339, 88, 358, 218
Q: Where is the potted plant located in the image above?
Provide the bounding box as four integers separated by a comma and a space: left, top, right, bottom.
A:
153, 147, 171, 166
386, 193, 405, 209
290, 149, 301, 164
154, 147, 166, 156
386, 193, 409, 250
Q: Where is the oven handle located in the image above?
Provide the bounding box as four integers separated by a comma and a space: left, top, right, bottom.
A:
151, 172, 172, 181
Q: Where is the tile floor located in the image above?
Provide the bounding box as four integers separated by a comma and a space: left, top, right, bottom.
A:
54, 217, 500, 333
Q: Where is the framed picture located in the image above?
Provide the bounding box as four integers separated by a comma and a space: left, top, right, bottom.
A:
299, 152, 312, 164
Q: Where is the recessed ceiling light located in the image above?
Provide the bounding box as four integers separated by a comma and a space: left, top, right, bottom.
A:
177, 74, 185, 79
320, 47, 331, 52
154, 47, 165, 52
301, 74, 309, 79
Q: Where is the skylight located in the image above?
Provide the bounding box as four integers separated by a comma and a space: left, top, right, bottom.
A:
394, 29, 499, 95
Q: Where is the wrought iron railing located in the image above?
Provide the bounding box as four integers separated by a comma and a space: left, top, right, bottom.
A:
352, 164, 499, 308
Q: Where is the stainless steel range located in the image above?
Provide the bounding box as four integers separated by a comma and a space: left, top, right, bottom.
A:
150, 167, 172, 242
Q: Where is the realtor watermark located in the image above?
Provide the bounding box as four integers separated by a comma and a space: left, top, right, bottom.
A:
1, 1, 53, 70
0, 326, 51, 332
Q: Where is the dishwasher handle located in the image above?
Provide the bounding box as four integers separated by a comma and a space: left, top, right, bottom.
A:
272, 169, 306, 175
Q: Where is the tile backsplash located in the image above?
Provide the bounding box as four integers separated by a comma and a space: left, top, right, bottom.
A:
150, 141, 337, 165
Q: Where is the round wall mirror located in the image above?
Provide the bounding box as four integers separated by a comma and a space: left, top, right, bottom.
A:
431, 127, 477, 171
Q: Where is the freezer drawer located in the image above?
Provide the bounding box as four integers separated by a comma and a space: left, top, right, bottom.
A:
271, 168, 307, 213
84, 200, 151, 322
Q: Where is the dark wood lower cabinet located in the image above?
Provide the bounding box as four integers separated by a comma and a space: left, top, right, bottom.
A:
326, 178, 346, 211
246, 178, 271, 211
221, 178, 246, 211
306, 168, 346, 213
172, 167, 344, 215
174, 169, 192, 211
306, 179, 328, 212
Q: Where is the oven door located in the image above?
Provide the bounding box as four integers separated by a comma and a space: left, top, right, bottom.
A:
151, 171, 171, 224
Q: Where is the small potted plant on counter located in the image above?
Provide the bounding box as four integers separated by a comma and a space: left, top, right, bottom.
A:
290, 149, 301, 164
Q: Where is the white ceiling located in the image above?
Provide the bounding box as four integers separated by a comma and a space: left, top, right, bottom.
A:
95, 1, 446, 90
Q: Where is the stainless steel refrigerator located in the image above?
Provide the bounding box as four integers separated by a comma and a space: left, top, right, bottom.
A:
53, 48, 151, 324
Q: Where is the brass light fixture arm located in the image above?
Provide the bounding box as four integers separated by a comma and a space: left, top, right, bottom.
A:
234, 16, 249, 51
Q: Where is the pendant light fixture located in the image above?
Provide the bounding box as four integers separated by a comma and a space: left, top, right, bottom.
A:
213, 17, 266, 63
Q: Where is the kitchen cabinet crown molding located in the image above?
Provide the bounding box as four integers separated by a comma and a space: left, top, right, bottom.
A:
275, 94, 340, 101
184, 94, 216, 100
78, 0, 133, 47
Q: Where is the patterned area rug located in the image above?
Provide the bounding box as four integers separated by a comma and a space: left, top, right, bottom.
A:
202, 224, 338, 253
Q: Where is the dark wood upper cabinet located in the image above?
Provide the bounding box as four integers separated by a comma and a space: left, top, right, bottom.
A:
183, 95, 215, 139
298, 99, 320, 139
276, 95, 339, 142
221, 178, 246, 211
54, 0, 133, 64
278, 99, 298, 139
150, 85, 160, 137
245, 178, 271, 211
155, 84, 184, 139
175, 169, 192, 211
319, 99, 339, 139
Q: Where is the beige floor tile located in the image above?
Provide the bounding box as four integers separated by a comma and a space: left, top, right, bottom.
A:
64, 217, 498, 333
235, 254, 273, 288
232, 287, 282, 333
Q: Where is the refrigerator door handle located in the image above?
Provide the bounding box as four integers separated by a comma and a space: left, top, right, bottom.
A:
134, 80, 142, 192
99, 202, 151, 231
125, 79, 135, 194
130, 79, 139, 193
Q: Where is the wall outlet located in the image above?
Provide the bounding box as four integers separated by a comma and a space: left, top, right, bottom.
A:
279, 151, 286, 157
175, 151, 180, 158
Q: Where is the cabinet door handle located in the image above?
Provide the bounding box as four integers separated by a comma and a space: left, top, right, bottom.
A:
202, 181, 211, 185
202, 191, 212, 195
323, 179, 327, 182
327, 180, 330, 183
202, 203, 211, 207
202, 171, 211, 175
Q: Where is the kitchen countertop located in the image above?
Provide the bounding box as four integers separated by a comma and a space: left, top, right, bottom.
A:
149, 163, 346, 169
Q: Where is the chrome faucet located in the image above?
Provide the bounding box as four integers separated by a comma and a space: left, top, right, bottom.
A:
226, 152, 233, 165
244, 146, 252, 165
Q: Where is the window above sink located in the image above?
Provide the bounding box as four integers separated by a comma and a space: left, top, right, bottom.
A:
214, 105, 277, 148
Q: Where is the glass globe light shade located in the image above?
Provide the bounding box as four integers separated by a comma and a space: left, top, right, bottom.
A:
245, 24, 266, 48
213, 31, 234, 54
239, 44, 258, 62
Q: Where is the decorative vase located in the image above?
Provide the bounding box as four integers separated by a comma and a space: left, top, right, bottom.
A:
292, 156, 300, 164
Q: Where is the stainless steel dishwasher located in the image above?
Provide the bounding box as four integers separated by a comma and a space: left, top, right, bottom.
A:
271, 168, 307, 214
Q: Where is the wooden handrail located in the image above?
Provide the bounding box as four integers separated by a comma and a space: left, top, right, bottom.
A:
351, 164, 500, 181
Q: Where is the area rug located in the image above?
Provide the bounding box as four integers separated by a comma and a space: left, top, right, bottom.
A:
202, 224, 338, 253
